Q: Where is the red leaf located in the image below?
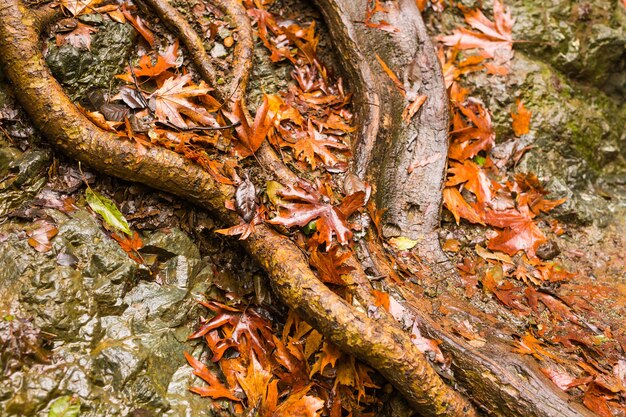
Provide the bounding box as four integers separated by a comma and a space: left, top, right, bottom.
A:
446, 160, 493, 204
449, 99, 495, 161
56, 22, 98, 50
268, 180, 355, 247
121, 4, 155, 46
365, 0, 400, 33
117, 41, 179, 81
26, 221, 58, 253
309, 246, 354, 286
291, 121, 350, 170
184, 352, 240, 401
443, 187, 484, 225
487, 219, 546, 257
438, 0, 514, 59
111, 231, 143, 263
227, 95, 274, 155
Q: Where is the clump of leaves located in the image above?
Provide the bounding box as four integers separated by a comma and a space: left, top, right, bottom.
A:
268, 180, 365, 248
438, 0, 514, 59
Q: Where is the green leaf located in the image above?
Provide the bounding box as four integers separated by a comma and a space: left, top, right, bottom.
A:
85, 188, 131, 236
302, 220, 317, 235
474, 155, 486, 166
49, 396, 81, 417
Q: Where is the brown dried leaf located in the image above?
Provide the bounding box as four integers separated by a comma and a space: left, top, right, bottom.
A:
511, 99, 531, 136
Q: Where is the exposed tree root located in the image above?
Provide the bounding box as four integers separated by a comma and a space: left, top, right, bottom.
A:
311, 1, 597, 416
314, 0, 455, 279
0, 0, 600, 415
0, 1, 476, 415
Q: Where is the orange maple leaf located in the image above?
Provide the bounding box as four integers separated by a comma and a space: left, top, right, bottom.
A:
292, 121, 349, 170
149, 74, 217, 129
446, 159, 494, 204
443, 187, 484, 225
438, 0, 515, 59
449, 99, 495, 161
117, 41, 179, 82
184, 352, 240, 401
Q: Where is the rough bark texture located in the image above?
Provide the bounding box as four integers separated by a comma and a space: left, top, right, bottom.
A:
313, 0, 453, 277
0, 1, 476, 415
399, 288, 597, 417
140, 0, 253, 104
310, 2, 597, 414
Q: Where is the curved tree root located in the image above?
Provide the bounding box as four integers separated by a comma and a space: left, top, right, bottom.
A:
140, 0, 253, 104
314, 0, 455, 279
312, 1, 596, 416
0, 1, 476, 415
143, 0, 298, 185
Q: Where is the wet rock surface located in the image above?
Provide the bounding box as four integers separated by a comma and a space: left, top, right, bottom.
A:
0, 0, 624, 415
429, 0, 626, 225
0, 206, 214, 416
45, 16, 136, 101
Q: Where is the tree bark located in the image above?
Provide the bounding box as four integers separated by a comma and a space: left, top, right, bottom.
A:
0, 1, 475, 415
0, 0, 598, 415
313, 0, 454, 278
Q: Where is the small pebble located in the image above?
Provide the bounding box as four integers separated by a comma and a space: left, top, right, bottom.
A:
536, 240, 560, 260
210, 43, 227, 58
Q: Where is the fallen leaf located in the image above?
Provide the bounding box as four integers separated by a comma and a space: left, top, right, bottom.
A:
411, 321, 445, 363
56, 22, 98, 50
446, 159, 493, 203
237, 352, 272, 409
149, 74, 217, 129
85, 187, 131, 236
227, 95, 275, 155
484, 61, 509, 75
541, 367, 593, 391
184, 352, 240, 401
292, 121, 349, 170
365, 0, 399, 33
235, 176, 258, 222
371, 289, 390, 311
449, 99, 495, 161
118, 41, 180, 81
388, 236, 419, 250
309, 246, 354, 286
402, 95, 428, 123
111, 231, 143, 263
121, 4, 155, 46
59, 0, 101, 16
438, 0, 514, 59
48, 395, 81, 417
511, 99, 531, 136
443, 187, 484, 225
273, 388, 324, 417
375, 54, 405, 95
268, 180, 361, 248
513, 332, 560, 361
485, 209, 546, 257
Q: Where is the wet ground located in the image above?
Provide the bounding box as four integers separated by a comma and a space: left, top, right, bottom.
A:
0, 0, 624, 415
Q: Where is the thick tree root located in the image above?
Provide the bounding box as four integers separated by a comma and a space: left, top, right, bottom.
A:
313, 0, 454, 279
0, 1, 476, 415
